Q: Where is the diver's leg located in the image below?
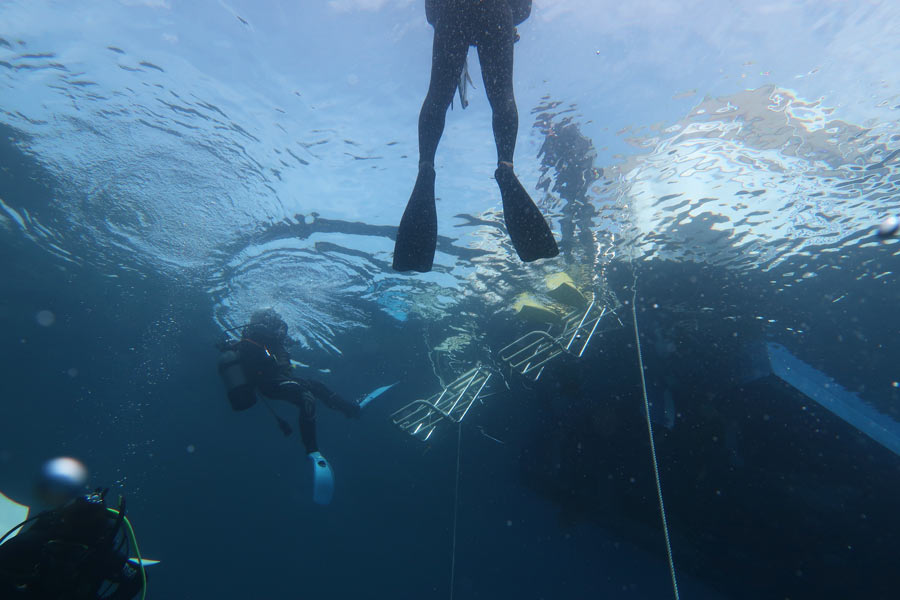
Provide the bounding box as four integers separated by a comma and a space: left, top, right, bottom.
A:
257, 379, 319, 453
258, 380, 333, 504
419, 7, 471, 166
393, 5, 470, 272
475, 2, 517, 165
477, 4, 559, 263
301, 379, 360, 418
297, 393, 318, 454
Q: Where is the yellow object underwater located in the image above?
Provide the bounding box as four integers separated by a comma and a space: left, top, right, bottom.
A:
512, 294, 562, 324
545, 272, 588, 309
0, 491, 29, 540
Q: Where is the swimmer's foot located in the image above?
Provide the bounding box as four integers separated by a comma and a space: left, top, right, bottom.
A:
393, 163, 437, 272
495, 162, 559, 263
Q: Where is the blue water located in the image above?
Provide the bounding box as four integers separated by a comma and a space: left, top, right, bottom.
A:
2, 1, 900, 598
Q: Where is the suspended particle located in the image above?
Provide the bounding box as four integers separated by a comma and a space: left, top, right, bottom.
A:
36, 310, 55, 327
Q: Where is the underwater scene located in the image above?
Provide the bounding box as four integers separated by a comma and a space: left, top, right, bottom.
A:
1, 1, 899, 599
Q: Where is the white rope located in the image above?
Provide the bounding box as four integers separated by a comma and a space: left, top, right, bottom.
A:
632, 271, 680, 600
449, 423, 462, 600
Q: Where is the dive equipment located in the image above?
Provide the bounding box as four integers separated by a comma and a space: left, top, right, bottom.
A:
308, 452, 335, 506
0, 489, 154, 600
217, 345, 256, 411
393, 163, 437, 272
359, 382, 399, 410
0, 491, 28, 542
495, 163, 559, 263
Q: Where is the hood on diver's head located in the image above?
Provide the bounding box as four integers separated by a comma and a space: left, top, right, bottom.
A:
249, 307, 288, 339
34, 456, 88, 508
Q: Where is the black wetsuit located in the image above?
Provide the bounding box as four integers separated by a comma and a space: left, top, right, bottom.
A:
393, 0, 556, 272
0, 492, 143, 600
238, 321, 359, 454
420, 0, 532, 167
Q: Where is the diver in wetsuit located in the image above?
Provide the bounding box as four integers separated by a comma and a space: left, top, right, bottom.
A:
217, 308, 360, 504
0, 489, 144, 600
393, 0, 559, 272
221, 308, 360, 451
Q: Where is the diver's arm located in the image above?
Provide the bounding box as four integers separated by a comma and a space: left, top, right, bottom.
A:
272, 343, 293, 377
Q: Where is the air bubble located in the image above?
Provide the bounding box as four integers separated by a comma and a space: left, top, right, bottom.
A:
36, 310, 55, 327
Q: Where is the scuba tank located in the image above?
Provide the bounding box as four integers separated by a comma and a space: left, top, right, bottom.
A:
217, 343, 257, 411
0, 489, 143, 600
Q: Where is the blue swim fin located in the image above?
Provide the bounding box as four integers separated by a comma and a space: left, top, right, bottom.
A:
359, 381, 399, 410
128, 558, 161, 567
308, 452, 334, 506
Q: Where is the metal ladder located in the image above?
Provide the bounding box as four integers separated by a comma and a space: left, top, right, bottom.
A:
392, 292, 615, 442
390, 366, 492, 442
499, 296, 608, 381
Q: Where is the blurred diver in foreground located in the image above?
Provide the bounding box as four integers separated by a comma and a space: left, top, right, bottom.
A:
393, 0, 558, 272
0, 488, 151, 600
218, 308, 394, 505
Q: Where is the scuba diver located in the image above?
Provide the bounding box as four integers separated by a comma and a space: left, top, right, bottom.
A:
217, 308, 363, 505
393, 0, 559, 272
0, 489, 147, 600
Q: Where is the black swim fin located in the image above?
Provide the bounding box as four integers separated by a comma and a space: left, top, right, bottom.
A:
495, 165, 559, 263
393, 165, 437, 272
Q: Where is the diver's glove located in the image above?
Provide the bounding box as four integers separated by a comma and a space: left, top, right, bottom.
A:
308, 451, 334, 506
